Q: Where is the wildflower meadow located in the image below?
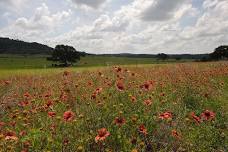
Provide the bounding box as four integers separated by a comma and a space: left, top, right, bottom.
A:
0, 62, 228, 152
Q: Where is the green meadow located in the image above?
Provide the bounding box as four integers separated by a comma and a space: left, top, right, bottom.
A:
0, 55, 190, 70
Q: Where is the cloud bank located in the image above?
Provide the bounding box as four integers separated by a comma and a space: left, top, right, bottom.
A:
0, 0, 228, 54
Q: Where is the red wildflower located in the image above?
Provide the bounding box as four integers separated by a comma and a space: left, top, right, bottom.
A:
131, 96, 136, 103
23, 92, 31, 98
95, 128, 110, 143
91, 88, 103, 99
204, 93, 209, 98
4, 131, 18, 140
140, 81, 153, 91
91, 93, 97, 99
0, 122, 5, 128
63, 71, 70, 76
19, 131, 27, 136
144, 99, 152, 106
44, 92, 52, 98
160, 92, 165, 97
88, 81, 93, 86
60, 92, 68, 101
18, 101, 30, 107
46, 100, 53, 107
115, 67, 122, 72
4, 80, 11, 85
63, 111, 75, 122
190, 112, 201, 124
48, 112, 56, 118
63, 138, 69, 145
159, 112, 172, 120
201, 110, 215, 121
171, 129, 181, 139
116, 81, 124, 91
114, 117, 126, 127
138, 124, 148, 135
95, 87, 103, 94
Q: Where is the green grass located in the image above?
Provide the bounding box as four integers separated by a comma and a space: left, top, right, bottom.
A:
0, 55, 51, 69
0, 54, 191, 70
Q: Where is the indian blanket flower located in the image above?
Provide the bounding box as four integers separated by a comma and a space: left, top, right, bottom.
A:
60, 91, 68, 101
18, 101, 30, 107
19, 131, 27, 137
114, 117, 126, 127
48, 112, 56, 118
4, 131, 18, 141
23, 92, 31, 98
201, 110, 215, 121
138, 124, 148, 135
95, 128, 110, 143
144, 99, 152, 106
4, 80, 11, 85
63, 111, 75, 122
140, 81, 153, 91
116, 80, 125, 91
130, 96, 136, 103
95, 87, 103, 94
0, 122, 5, 128
190, 112, 201, 124
115, 66, 122, 72
159, 112, 172, 120
171, 129, 181, 139
63, 71, 70, 76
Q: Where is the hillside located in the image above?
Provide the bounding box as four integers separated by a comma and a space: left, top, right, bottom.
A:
0, 37, 53, 55
97, 53, 209, 60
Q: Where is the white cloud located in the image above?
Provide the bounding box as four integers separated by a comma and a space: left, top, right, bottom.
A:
1, 0, 228, 54
0, 3, 72, 42
69, 0, 107, 9
141, 0, 190, 21
0, 0, 28, 12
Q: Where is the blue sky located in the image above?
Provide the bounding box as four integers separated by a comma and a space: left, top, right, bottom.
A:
0, 0, 228, 54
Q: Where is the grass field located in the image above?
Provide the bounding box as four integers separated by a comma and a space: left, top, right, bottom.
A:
0, 55, 190, 70
0, 60, 227, 151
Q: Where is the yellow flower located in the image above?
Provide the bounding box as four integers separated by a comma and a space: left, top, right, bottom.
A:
131, 149, 138, 152
77, 146, 84, 152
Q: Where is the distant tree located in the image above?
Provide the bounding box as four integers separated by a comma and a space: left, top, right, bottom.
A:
210, 45, 228, 60
175, 57, 182, 61
48, 45, 81, 67
157, 53, 169, 60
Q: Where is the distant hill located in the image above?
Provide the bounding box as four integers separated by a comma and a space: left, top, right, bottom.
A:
0, 37, 53, 55
96, 53, 209, 60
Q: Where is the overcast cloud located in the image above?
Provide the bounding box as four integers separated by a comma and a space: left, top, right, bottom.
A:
0, 0, 228, 54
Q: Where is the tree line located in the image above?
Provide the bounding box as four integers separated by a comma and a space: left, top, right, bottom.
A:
156, 46, 228, 61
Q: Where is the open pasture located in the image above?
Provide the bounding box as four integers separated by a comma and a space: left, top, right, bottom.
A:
0, 55, 189, 70
0, 62, 228, 151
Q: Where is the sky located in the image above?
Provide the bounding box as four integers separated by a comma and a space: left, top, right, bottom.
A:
0, 0, 228, 54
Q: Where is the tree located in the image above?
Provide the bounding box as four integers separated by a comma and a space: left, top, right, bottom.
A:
210, 45, 228, 60
48, 45, 81, 67
157, 53, 169, 60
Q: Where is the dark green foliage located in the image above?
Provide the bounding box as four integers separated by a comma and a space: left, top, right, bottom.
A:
0, 37, 53, 54
157, 53, 169, 60
48, 45, 82, 66
210, 45, 228, 60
